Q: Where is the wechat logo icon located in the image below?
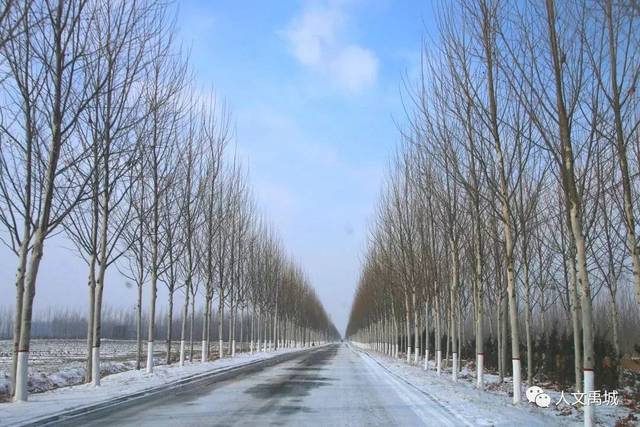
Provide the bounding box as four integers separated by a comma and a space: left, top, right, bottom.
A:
527, 386, 551, 408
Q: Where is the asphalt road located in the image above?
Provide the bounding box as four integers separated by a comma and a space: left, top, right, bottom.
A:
62, 343, 459, 426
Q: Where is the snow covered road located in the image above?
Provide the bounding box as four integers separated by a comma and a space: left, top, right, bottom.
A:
58, 343, 472, 426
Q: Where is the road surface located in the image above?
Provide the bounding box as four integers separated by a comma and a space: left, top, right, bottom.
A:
63, 343, 464, 426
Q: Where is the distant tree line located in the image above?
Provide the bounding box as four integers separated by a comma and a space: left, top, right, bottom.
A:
0, 306, 274, 347
0, 0, 339, 403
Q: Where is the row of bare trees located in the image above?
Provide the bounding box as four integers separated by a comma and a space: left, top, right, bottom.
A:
0, 0, 338, 402
346, 1, 639, 425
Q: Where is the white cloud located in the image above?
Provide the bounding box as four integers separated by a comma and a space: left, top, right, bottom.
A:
330, 45, 378, 92
283, 3, 379, 94
287, 7, 342, 66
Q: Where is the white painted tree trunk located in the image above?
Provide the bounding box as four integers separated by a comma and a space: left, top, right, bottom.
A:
435, 292, 441, 376
250, 307, 255, 354
218, 297, 224, 359
10, 241, 28, 398
179, 285, 189, 367
92, 348, 100, 386
584, 369, 594, 427
392, 305, 399, 359
474, 223, 484, 390
230, 300, 236, 357
477, 353, 484, 389
240, 308, 244, 353
256, 310, 261, 353
413, 291, 419, 364
505, 236, 521, 404
146, 341, 154, 373
405, 294, 411, 363
263, 318, 267, 352
15, 352, 28, 401
179, 340, 186, 366
136, 282, 143, 370
449, 243, 459, 381
424, 301, 429, 371
513, 358, 521, 404
272, 307, 278, 351
85, 261, 96, 384
452, 352, 458, 382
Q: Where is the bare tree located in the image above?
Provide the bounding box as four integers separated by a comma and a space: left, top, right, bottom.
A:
141, 19, 186, 372
119, 136, 150, 370
1, 0, 103, 401
63, 0, 157, 385
585, 0, 640, 307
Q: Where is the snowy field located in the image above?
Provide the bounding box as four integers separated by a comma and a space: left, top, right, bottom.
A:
0, 346, 307, 426
356, 345, 639, 427
0, 339, 237, 400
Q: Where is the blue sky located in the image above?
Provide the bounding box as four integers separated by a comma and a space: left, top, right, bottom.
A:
176, 0, 434, 332
0, 0, 435, 333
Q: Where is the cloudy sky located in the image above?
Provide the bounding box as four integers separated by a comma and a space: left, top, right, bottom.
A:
0, 0, 434, 333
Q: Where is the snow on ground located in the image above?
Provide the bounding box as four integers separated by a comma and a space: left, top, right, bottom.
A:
0, 339, 235, 399
355, 344, 638, 426
0, 346, 305, 426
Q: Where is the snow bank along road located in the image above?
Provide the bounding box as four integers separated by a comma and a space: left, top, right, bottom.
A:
46, 343, 478, 426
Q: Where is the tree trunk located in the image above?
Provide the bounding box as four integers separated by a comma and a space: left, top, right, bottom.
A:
474, 221, 484, 389
435, 292, 442, 375
424, 300, 430, 370
202, 295, 210, 362
189, 297, 195, 362
91, 265, 106, 386
15, 230, 45, 401
231, 297, 236, 357
450, 244, 459, 381
544, 2, 595, 424
564, 205, 583, 392
499, 286, 507, 383
136, 283, 142, 370
272, 305, 278, 351
256, 308, 261, 353
218, 295, 224, 358
85, 257, 96, 384
250, 305, 255, 354
147, 266, 157, 374
239, 307, 244, 354
609, 293, 621, 384
179, 283, 189, 366
413, 291, 419, 364
166, 291, 174, 365
495, 106, 521, 404
10, 241, 28, 398
208, 297, 214, 356
404, 293, 411, 363
524, 259, 533, 385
